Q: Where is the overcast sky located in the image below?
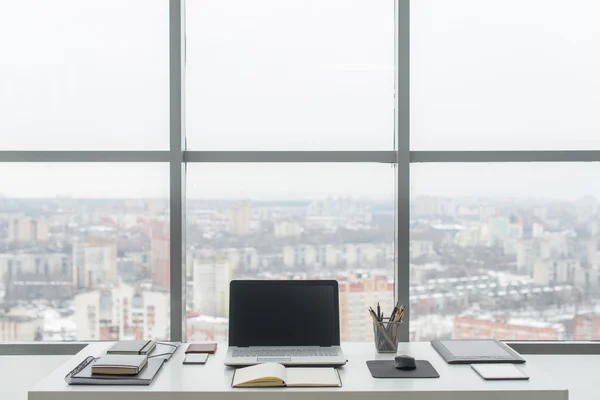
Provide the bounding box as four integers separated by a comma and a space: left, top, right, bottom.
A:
1, 1, 600, 199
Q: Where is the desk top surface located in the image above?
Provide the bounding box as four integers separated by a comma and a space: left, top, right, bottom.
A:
29, 342, 569, 399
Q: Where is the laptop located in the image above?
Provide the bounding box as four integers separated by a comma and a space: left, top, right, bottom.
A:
224, 280, 347, 367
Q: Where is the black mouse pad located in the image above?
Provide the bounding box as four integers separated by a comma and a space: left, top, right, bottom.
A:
366, 360, 440, 378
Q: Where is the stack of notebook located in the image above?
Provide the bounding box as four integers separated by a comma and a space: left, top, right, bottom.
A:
65, 340, 169, 386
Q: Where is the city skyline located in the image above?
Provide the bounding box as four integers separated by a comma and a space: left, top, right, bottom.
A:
4, 194, 600, 341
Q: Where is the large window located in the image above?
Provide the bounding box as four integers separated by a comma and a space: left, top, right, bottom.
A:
2, 0, 600, 347
411, 0, 600, 341
184, 0, 397, 343
0, 0, 172, 342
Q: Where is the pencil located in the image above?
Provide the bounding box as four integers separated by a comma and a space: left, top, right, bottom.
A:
397, 305, 405, 322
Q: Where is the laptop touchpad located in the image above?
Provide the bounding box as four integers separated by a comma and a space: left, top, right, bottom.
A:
257, 357, 291, 363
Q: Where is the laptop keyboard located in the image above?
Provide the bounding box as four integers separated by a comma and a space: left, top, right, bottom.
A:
232, 348, 338, 357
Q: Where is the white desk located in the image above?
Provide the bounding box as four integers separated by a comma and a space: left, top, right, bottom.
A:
29, 342, 569, 400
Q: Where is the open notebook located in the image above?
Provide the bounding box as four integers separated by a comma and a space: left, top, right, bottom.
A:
232, 363, 341, 388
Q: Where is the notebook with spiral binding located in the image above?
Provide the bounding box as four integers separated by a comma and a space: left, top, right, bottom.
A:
64, 356, 165, 385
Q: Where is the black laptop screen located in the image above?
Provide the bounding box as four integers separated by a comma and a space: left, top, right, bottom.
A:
229, 280, 340, 347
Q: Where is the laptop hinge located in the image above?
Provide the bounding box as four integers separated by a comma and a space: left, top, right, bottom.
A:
320, 345, 332, 347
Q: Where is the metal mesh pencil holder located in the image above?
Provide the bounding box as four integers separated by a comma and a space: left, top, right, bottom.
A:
373, 318, 402, 353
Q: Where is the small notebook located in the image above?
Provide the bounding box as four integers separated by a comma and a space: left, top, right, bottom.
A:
232, 363, 341, 388
471, 364, 529, 380
92, 354, 148, 375
107, 340, 156, 355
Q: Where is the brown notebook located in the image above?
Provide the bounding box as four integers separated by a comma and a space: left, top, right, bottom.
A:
186, 343, 217, 354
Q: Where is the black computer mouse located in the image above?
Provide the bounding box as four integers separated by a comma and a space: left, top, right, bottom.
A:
394, 355, 417, 370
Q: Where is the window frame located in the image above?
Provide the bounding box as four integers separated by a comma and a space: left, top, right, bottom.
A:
1, 0, 596, 354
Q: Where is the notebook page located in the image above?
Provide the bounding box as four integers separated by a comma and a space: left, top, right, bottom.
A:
285, 368, 341, 387
232, 363, 286, 387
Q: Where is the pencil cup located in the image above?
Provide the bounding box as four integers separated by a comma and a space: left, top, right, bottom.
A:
373, 319, 402, 353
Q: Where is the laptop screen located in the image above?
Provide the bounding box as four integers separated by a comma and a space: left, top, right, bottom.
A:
229, 280, 340, 347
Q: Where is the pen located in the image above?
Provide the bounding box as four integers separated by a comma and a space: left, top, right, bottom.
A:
390, 302, 399, 322
368, 308, 378, 322
377, 302, 381, 321
369, 307, 378, 321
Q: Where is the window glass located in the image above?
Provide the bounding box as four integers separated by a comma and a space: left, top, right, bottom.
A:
186, 163, 395, 342
0, 163, 169, 341
411, 163, 600, 340
411, 0, 600, 150
0, 1, 169, 150
186, 0, 395, 150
